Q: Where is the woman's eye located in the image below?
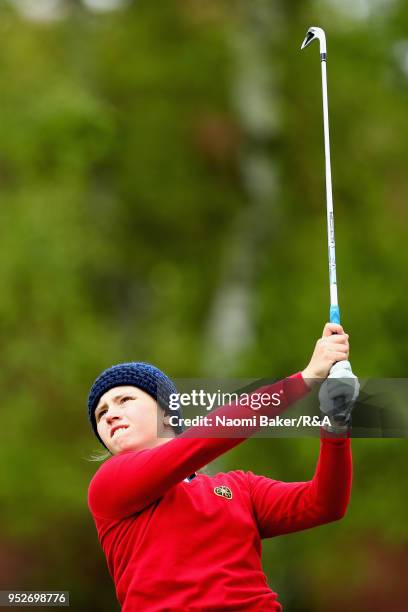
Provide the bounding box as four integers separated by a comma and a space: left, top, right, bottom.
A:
97, 410, 107, 420
121, 397, 134, 403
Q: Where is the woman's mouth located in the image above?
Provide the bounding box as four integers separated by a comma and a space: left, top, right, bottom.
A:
111, 425, 129, 439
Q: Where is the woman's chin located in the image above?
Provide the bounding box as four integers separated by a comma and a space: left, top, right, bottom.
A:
112, 435, 144, 454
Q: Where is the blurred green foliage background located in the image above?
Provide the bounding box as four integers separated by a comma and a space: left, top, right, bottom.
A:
0, 0, 407, 610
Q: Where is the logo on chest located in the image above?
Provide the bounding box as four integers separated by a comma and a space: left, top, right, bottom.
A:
214, 485, 233, 500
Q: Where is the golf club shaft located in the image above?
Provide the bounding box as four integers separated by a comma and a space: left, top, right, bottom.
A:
320, 57, 340, 325
320, 54, 346, 412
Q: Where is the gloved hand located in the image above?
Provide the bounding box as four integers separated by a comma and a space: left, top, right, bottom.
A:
319, 360, 360, 432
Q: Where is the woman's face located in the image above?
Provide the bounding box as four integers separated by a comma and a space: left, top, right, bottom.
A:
95, 385, 173, 454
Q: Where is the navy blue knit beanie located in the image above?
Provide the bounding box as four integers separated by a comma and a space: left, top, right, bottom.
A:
88, 362, 183, 447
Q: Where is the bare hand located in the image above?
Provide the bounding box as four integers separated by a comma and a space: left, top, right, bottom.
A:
301, 323, 349, 387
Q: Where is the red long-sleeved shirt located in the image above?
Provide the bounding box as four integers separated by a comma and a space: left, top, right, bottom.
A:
88, 373, 352, 611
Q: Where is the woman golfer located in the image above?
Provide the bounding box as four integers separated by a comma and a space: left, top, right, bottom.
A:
87, 323, 358, 611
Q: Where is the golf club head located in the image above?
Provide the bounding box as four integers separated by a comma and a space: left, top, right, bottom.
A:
301, 26, 327, 56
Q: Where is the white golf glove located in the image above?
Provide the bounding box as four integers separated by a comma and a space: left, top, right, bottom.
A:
319, 360, 360, 432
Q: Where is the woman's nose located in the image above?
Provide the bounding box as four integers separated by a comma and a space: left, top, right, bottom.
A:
106, 410, 121, 424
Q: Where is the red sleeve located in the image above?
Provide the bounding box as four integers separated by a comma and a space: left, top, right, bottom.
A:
88, 373, 310, 520
247, 434, 352, 538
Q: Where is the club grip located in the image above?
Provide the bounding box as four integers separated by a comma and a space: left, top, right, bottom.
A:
329, 305, 341, 325
329, 308, 343, 408
330, 315, 346, 420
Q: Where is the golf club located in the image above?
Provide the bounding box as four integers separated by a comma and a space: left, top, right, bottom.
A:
301, 26, 347, 417
301, 26, 340, 327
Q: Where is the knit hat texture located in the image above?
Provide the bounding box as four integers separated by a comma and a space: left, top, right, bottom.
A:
88, 362, 182, 447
